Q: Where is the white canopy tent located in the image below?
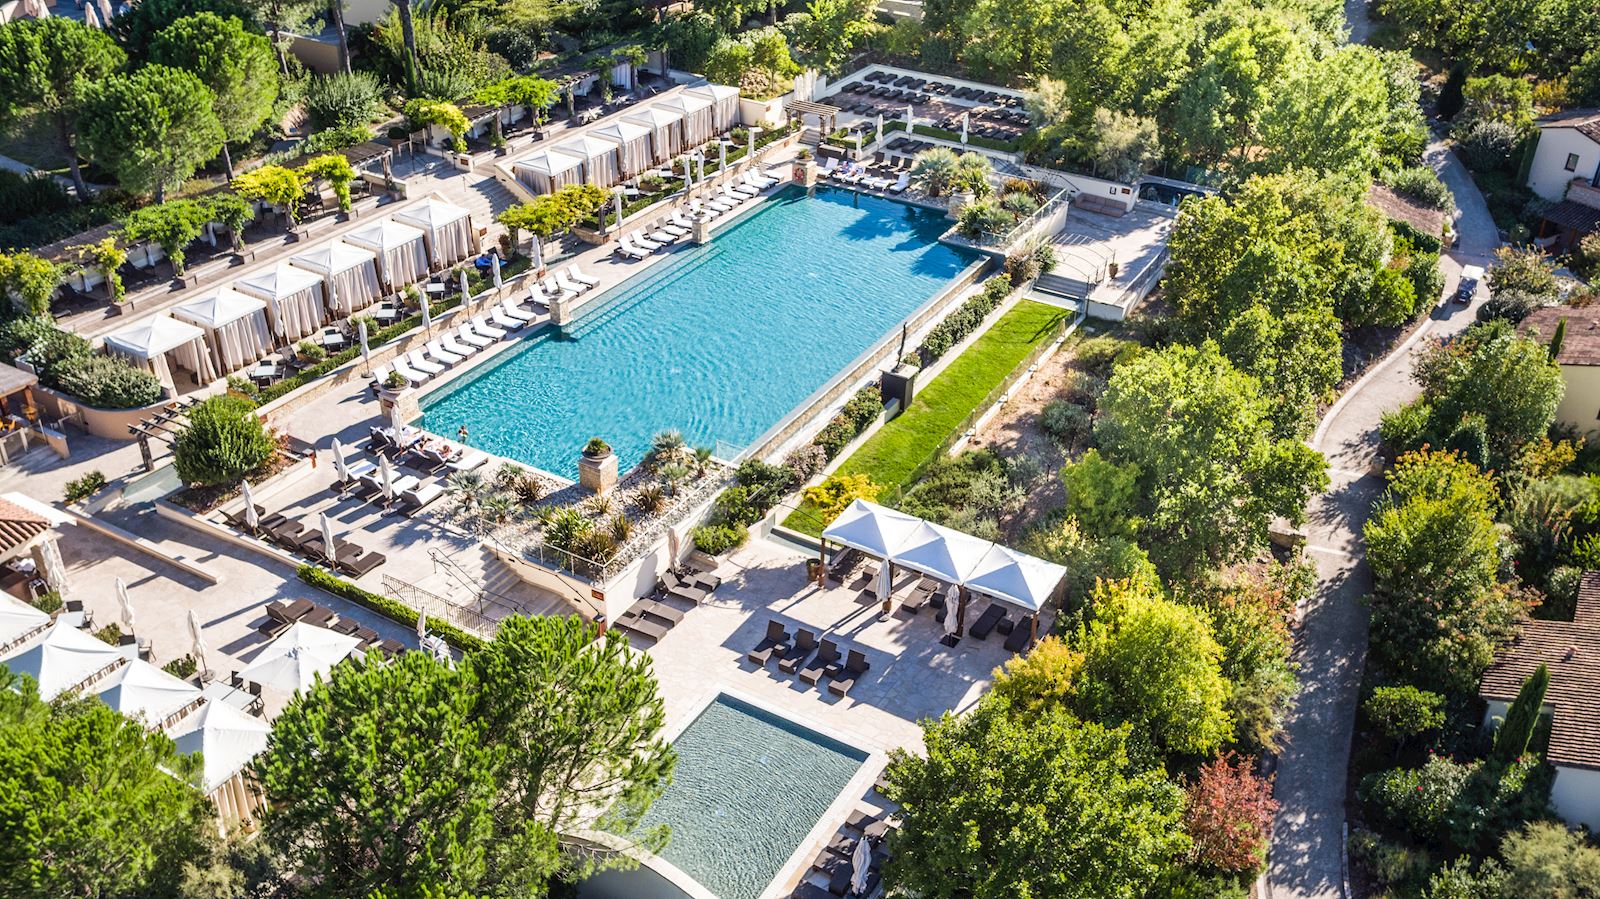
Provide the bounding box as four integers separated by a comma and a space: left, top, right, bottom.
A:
92, 658, 202, 728
590, 119, 655, 178
1, 620, 124, 700
233, 264, 327, 342
238, 621, 361, 694
555, 134, 622, 187
103, 314, 217, 393
168, 699, 271, 831
659, 93, 716, 147
0, 593, 48, 655
625, 106, 685, 160
687, 83, 742, 133
345, 219, 430, 293
512, 148, 586, 197
290, 241, 382, 317
821, 500, 1067, 632
394, 197, 478, 268
172, 288, 275, 374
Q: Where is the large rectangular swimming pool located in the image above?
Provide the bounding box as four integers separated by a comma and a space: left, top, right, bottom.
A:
633, 694, 867, 899
418, 185, 977, 477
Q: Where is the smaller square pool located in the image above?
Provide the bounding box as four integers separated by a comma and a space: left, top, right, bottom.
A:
633, 694, 867, 899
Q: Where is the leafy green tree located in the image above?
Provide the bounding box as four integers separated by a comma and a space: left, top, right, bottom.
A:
883, 698, 1187, 899
1459, 74, 1535, 133
113, 0, 255, 59
1259, 45, 1388, 175
1364, 449, 1525, 695
120, 199, 212, 276
1059, 448, 1139, 538
0, 251, 64, 316
257, 651, 499, 898
172, 394, 276, 486
78, 66, 224, 201
1171, 13, 1304, 167
1410, 320, 1564, 472
1088, 341, 1328, 578
785, 0, 876, 74
150, 12, 279, 178
231, 164, 310, 222
0, 18, 126, 198
301, 154, 355, 211
1073, 578, 1234, 761
1090, 108, 1160, 182
1364, 685, 1445, 756
1499, 821, 1600, 897
0, 670, 211, 899
1491, 664, 1549, 766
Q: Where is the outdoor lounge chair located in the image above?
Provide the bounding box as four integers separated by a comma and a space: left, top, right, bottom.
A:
778, 628, 818, 673
844, 808, 883, 834
1004, 615, 1035, 652
447, 450, 489, 473
630, 232, 663, 251
439, 332, 479, 358
456, 324, 494, 349
565, 265, 600, 287
490, 305, 526, 332
746, 619, 790, 667
888, 172, 910, 193
266, 598, 313, 627
387, 359, 427, 386
800, 638, 841, 685
638, 599, 685, 625
969, 604, 1007, 640
661, 572, 708, 604
338, 548, 386, 578
425, 340, 464, 366
499, 298, 536, 322
647, 226, 681, 245
826, 649, 871, 697
406, 350, 444, 376
400, 481, 446, 515
542, 276, 578, 302
470, 316, 507, 340
669, 210, 695, 231
554, 270, 590, 294
744, 169, 778, 189
613, 239, 650, 260
816, 158, 839, 178
729, 178, 760, 197
704, 194, 736, 213
616, 607, 669, 642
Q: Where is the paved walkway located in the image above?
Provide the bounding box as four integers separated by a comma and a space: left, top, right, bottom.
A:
1265, 139, 1500, 899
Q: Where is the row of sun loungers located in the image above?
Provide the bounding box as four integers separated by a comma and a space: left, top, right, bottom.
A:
355, 429, 488, 515
793, 804, 899, 898
816, 158, 910, 193
261, 598, 405, 655
748, 621, 873, 697
224, 505, 390, 577
371, 302, 534, 388
612, 170, 781, 261
859, 70, 1023, 107
614, 564, 723, 641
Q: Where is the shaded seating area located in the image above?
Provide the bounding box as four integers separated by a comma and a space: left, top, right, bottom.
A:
345, 219, 431, 293
289, 241, 382, 317
395, 197, 479, 269
172, 288, 276, 376
103, 314, 219, 395
747, 619, 877, 699
821, 500, 1065, 651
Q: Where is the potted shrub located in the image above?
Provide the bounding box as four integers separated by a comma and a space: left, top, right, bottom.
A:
583, 437, 612, 459
579, 437, 618, 495
793, 147, 817, 186
384, 370, 407, 390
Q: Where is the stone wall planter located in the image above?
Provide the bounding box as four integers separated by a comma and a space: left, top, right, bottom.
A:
578, 450, 618, 495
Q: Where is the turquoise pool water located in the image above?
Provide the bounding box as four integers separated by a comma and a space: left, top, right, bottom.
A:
418, 185, 977, 477
634, 695, 866, 899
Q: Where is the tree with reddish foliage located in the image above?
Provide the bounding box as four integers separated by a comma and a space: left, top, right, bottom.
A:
1184, 753, 1278, 873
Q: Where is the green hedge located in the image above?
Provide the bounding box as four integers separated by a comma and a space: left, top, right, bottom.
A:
254, 294, 466, 405
297, 565, 488, 652
883, 119, 1021, 153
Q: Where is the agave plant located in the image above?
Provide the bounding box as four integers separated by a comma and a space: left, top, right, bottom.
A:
586, 494, 615, 517
635, 484, 666, 515
543, 506, 593, 553
609, 514, 633, 543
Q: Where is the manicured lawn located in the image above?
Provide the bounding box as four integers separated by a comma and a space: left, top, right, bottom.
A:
784, 299, 1070, 537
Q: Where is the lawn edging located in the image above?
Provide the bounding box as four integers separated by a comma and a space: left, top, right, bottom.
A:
783, 298, 1074, 537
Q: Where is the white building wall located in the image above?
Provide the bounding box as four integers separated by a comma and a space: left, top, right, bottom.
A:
1527, 128, 1600, 202
1552, 766, 1600, 831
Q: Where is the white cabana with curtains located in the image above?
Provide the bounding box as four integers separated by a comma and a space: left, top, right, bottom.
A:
512, 148, 586, 197
394, 197, 478, 268
93, 658, 202, 728
555, 134, 622, 187
234, 264, 327, 343
345, 219, 429, 292
0, 594, 48, 656
1, 620, 124, 700
659, 93, 716, 147
169, 700, 271, 834
289, 241, 382, 317
625, 106, 685, 160
172, 289, 274, 374
103, 314, 218, 393
591, 119, 655, 178
687, 83, 741, 132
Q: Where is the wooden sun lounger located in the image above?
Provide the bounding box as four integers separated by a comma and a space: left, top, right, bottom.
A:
1005, 615, 1035, 652
617, 607, 669, 641
800, 638, 841, 685
969, 605, 1007, 640
638, 599, 685, 626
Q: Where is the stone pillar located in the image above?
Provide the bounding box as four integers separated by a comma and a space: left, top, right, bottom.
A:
691, 216, 713, 245
795, 160, 818, 187
578, 450, 618, 495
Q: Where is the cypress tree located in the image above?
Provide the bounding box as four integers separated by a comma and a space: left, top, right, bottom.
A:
1550, 318, 1567, 361
1492, 664, 1549, 765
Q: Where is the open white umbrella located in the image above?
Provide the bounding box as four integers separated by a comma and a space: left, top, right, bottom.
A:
530, 235, 543, 272
850, 833, 872, 895
358, 319, 371, 375
241, 479, 259, 531
238, 621, 361, 694
187, 608, 209, 679
961, 112, 969, 144
116, 578, 135, 631
319, 513, 338, 564
491, 253, 502, 292
378, 455, 396, 502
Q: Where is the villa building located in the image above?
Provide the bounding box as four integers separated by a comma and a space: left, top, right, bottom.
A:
1519, 305, 1600, 437
1527, 109, 1600, 251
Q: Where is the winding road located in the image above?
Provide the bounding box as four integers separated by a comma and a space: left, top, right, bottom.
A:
1262, 123, 1504, 898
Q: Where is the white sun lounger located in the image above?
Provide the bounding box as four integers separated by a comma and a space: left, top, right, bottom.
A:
888, 172, 910, 193
406, 350, 444, 376
719, 185, 748, 203
745, 169, 778, 188
704, 195, 736, 212
490, 305, 525, 331
441, 332, 478, 356
648, 227, 680, 245
817, 158, 839, 177
660, 221, 691, 238
391, 357, 428, 384
631, 232, 663, 251
457, 324, 494, 348
669, 210, 695, 230
542, 276, 577, 303
729, 179, 759, 196
471, 316, 507, 340
500, 298, 536, 322
566, 265, 600, 288
555, 270, 590, 294
426, 340, 463, 366
613, 240, 650, 260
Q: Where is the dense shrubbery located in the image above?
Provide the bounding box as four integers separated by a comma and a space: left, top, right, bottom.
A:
304, 71, 384, 131
1384, 166, 1455, 211
811, 385, 884, 461
0, 316, 162, 409
63, 470, 107, 504
920, 275, 1012, 361
896, 449, 1025, 540
690, 522, 747, 555
172, 395, 275, 487
694, 459, 802, 555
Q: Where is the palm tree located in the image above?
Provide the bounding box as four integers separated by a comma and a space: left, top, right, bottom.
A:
955, 151, 993, 198
910, 147, 960, 197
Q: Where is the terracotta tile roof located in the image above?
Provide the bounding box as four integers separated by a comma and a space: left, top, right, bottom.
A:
1481, 571, 1600, 769
1519, 305, 1600, 366
1541, 199, 1600, 235
1538, 108, 1600, 144
1366, 184, 1446, 238
0, 497, 49, 558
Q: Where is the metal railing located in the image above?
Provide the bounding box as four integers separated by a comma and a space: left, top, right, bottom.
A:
380, 574, 508, 640
975, 185, 1072, 249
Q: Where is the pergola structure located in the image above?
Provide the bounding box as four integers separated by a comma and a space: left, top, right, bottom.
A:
127, 397, 202, 472
786, 99, 840, 135
820, 499, 1066, 642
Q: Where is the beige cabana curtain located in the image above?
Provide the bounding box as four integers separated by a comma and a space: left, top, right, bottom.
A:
626, 108, 685, 161
395, 199, 479, 268
209, 773, 265, 835
662, 95, 715, 148
103, 315, 218, 391
289, 243, 382, 317
556, 136, 620, 187
346, 222, 430, 293
592, 120, 655, 178
687, 84, 741, 132
234, 266, 327, 343
172, 291, 275, 373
